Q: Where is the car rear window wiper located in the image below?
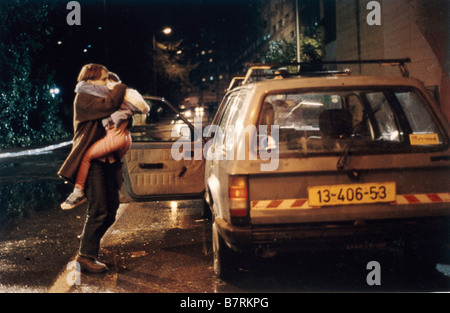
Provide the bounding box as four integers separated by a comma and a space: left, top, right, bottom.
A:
337, 107, 381, 170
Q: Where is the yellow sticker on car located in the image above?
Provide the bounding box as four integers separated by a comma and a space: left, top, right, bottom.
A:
409, 133, 439, 145
308, 182, 396, 207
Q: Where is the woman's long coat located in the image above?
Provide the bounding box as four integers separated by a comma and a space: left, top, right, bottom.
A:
58, 83, 127, 183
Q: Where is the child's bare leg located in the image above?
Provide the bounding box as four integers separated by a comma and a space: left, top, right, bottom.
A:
61, 130, 127, 210
116, 131, 131, 159
75, 130, 128, 190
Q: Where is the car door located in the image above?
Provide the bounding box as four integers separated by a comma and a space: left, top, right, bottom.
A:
122, 96, 205, 200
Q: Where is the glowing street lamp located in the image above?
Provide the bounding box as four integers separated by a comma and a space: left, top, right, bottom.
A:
153, 27, 172, 51
153, 27, 173, 95
162, 27, 172, 35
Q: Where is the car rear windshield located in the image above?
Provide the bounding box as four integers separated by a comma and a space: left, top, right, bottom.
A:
259, 87, 446, 155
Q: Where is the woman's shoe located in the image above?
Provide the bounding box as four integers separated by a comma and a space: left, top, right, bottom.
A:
76, 255, 108, 273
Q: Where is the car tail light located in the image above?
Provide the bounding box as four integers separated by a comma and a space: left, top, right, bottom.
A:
228, 176, 249, 223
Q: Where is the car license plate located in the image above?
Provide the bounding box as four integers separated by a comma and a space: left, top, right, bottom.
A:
308, 182, 396, 207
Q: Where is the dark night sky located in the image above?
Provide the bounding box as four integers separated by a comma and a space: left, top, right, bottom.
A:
43, 0, 258, 107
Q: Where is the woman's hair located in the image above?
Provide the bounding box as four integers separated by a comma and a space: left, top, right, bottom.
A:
77, 64, 108, 82
108, 72, 121, 83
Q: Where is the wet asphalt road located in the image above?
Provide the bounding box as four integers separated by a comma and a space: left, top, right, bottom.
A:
1, 143, 450, 294
2, 197, 450, 294
52, 199, 450, 294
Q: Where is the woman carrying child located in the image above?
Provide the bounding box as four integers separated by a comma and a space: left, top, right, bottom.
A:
58, 64, 148, 273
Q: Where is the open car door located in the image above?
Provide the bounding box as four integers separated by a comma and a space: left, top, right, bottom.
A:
122, 96, 205, 200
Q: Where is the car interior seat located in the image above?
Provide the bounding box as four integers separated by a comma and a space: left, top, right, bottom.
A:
319, 109, 353, 139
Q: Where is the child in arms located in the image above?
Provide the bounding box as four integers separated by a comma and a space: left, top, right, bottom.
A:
61, 73, 150, 210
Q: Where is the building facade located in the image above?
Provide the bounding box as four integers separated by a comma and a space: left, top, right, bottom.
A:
184, 0, 449, 119
249, 0, 449, 118
335, 0, 449, 118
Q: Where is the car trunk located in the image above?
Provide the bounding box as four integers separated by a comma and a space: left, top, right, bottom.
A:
248, 154, 450, 225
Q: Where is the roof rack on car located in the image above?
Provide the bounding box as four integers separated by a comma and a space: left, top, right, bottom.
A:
249, 68, 352, 79
246, 58, 410, 77
227, 58, 411, 90
227, 76, 246, 92
225, 64, 351, 91
319, 58, 411, 77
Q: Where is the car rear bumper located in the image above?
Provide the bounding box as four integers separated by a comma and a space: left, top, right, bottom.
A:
214, 215, 450, 253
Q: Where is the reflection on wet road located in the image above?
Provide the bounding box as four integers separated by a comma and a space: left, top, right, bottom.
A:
56, 200, 225, 293
49, 199, 450, 293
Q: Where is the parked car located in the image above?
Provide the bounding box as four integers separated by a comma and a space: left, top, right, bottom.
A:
204, 61, 450, 279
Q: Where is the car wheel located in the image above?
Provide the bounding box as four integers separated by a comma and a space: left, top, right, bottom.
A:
212, 221, 239, 280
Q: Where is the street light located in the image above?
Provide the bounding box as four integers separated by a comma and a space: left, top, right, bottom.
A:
162, 27, 172, 35
153, 27, 173, 95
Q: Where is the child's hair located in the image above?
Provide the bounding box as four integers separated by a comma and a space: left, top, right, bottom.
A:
108, 72, 121, 83
77, 64, 108, 82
